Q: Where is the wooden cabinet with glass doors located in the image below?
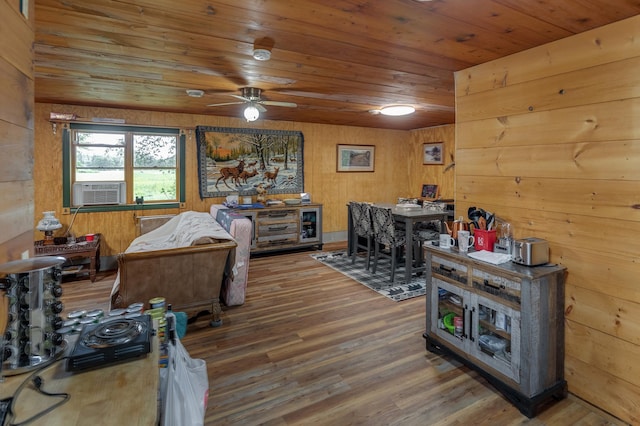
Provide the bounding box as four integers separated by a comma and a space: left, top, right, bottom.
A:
424, 246, 567, 418
237, 204, 322, 254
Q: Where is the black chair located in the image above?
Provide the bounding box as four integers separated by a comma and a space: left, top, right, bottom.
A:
413, 202, 447, 268
413, 220, 439, 262
416, 201, 446, 240
349, 202, 374, 270
370, 206, 408, 282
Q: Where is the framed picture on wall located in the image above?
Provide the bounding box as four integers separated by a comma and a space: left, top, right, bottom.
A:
337, 144, 375, 172
421, 184, 439, 200
196, 126, 304, 198
423, 142, 444, 165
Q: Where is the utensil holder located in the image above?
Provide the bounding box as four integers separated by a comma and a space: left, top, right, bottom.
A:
474, 229, 496, 251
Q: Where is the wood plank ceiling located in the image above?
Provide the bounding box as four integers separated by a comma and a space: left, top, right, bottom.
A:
34, 0, 640, 130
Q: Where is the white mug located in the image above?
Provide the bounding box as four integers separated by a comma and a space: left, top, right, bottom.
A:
439, 234, 455, 249
457, 230, 475, 253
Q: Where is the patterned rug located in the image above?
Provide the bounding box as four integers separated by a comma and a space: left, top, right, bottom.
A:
310, 250, 426, 302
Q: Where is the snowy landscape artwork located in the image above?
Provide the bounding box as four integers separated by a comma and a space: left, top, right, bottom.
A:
196, 126, 304, 198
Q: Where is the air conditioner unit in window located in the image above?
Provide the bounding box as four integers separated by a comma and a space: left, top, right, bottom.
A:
73, 181, 126, 206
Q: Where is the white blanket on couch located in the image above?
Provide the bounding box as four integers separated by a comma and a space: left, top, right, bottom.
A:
110, 211, 234, 298
125, 211, 233, 253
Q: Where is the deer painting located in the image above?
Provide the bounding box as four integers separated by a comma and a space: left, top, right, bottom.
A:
238, 168, 258, 184
215, 159, 245, 189
264, 167, 280, 184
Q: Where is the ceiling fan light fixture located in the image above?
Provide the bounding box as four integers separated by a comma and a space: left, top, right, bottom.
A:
186, 89, 204, 98
252, 48, 271, 61
379, 105, 415, 116
244, 104, 260, 121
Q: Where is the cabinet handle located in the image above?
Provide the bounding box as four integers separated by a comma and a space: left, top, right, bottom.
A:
268, 213, 289, 218
462, 305, 467, 339
439, 265, 454, 273
268, 225, 289, 231
468, 306, 475, 342
482, 279, 501, 289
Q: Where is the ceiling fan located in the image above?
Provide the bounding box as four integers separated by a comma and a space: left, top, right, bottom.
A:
207, 87, 297, 121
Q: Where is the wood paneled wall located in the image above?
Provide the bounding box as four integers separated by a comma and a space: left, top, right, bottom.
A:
34, 104, 452, 256
0, 0, 35, 264
408, 125, 456, 201
455, 15, 640, 424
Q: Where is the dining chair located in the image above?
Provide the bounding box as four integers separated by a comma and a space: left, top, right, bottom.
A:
349, 202, 374, 270
416, 201, 446, 240
370, 206, 408, 282
410, 225, 433, 273
414, 221, 440, 243
409, 206, 445, 272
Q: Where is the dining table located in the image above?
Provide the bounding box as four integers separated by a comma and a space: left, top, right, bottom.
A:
347, 203, 450, 283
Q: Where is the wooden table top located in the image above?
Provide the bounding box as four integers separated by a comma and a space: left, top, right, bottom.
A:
0, 327, 159, 425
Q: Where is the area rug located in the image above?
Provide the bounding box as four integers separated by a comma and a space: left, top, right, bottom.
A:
310, 250, 426, 302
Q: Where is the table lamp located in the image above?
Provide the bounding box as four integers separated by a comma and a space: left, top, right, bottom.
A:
36, 211, 62, 245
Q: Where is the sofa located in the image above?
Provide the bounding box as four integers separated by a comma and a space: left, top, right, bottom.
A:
110, 210, 251, 326
131, 209, 252, 306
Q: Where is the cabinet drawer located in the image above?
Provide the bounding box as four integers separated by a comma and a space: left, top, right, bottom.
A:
257, 233, 298, 247
471, 269, 521, 305
257, 210, 297, 222
258, 222, 298, 236
431, 255, 468, 285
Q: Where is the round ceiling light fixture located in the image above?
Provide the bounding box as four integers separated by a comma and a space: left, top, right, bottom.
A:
243, 104, 260, 122
252, 48, 271, 61
379, 105, 416, 116
186, 89, 204, 98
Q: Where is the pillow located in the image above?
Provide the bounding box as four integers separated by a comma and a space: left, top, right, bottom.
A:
191, 236, 222, 246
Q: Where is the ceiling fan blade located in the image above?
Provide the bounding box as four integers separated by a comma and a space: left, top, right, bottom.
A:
229, 94, 251, 102
207, 101, 244, 107
255, 103, 267, 113
261, 100, 298, 108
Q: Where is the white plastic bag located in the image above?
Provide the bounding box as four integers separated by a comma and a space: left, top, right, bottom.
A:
161, 337, 209, 426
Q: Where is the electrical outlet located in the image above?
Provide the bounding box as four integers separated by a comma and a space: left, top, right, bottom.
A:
63, 207, 70, 215
21, 250, 29, 259
180, 202, 186, 209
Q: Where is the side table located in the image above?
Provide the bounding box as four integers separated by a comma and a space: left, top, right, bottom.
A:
34, 234, 101, 282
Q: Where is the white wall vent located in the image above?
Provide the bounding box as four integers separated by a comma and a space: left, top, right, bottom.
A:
73, 181, 126, 206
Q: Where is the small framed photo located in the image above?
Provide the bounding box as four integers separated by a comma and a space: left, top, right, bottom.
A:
423, 142, 444, 165
337, 144, 375, 172
421, 184, 440, 200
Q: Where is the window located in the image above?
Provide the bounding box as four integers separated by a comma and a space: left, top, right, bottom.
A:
62, 123, 185, 210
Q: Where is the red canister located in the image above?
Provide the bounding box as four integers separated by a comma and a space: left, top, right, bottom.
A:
474, 229, 496, 251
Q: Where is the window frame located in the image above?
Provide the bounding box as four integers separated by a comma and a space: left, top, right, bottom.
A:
62, 123, 186, 212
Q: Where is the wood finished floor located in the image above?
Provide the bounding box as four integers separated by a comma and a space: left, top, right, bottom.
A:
60, 242, 624, 426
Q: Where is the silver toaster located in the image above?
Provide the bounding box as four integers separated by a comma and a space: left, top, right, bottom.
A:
511, 238, 549, 266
